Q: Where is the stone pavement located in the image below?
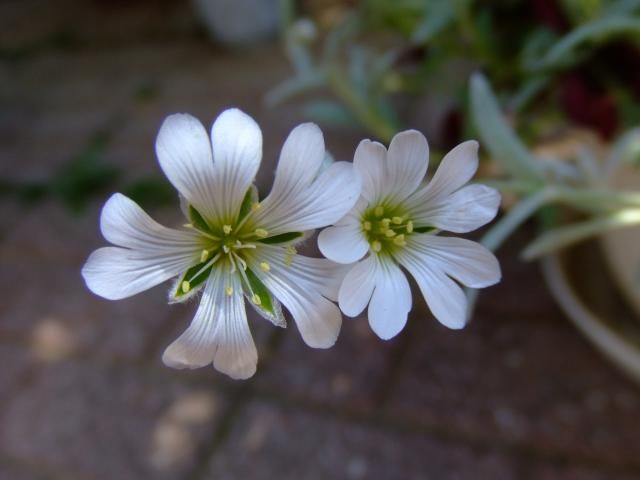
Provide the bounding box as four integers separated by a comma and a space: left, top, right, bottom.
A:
2, 1, 640, 479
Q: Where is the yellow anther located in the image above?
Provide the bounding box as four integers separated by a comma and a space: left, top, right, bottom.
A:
285, 245, 297, 266
200, 250, 209, 263
385, 229, 397, 238
181, 281, 190, 293
225, 286, 234, 296
251, 202, 262, 211
259, 262, 271, 272
223, 245, 230, 253
183, 223, 193, 228
392, 216, 403, 225
362, 221, 372, 231
374, 206, 384, 217
223, 225, 232, 235
380, 218, 391, 228
255, 228, 269, 238
371, 240, 382, 253
393, 234, 406, 247
406, 221, 414, 233
252, 294, 262, 305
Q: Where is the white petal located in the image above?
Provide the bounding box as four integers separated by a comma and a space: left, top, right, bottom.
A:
82, 246, 197, 300
210, 108, 263, 221
253, 161, 362, 234
100, 193, 201, 250
212, 275, 258, 379
353, 139, 387, 203
338, 256, 377, 317
406, 235, 501, 288
317, 199, 369, 264
162, 269, 257, 379
397, 248, 468, 329
385, 130, 430, 201
155, 113, 218, 220
267, 123, 325, 201
419, 140, 479, 202
248, 245, 345, 348
410, 184, 501, 233
367, 257, 412, 339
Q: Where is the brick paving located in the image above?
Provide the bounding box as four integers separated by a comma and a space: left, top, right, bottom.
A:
2, 1, 640, 479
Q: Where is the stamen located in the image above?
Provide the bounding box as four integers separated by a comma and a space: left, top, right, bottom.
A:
181, 281, 190, 293
254, 228, 269, 238
371, 240, 382, 253
183, 223, 193, 228
232, 251, 247, 271
260, 262, 271, 272
187, 251, 222, 283
198, 231, 221, 241
200, 249, 209, 263
223, 245, 230, 254
223, 225, 233, 235
362, 221, 372, 231
374, 206, 384, 217
406, 221, 414, 233
228, 254, 238, 273
393, 234, 406, 247
381, 218, 391, 228
251, 202, 261, 211
392, 216, 403, 224
385, 229, 397, 238
225, 286, 234, 296
251, 294, 262, 305
234, 243, 257, 250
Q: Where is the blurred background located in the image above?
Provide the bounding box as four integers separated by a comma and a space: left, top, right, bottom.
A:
2, 0, 640, 479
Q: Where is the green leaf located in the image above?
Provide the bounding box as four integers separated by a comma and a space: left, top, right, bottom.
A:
469, 74, 544, 183
245, 268, 275, 318
258, 232, 304, 244
522, 209, 640, 260
412, 0, 454, 43
525, 16, 640, 72
302, 100, 356, 127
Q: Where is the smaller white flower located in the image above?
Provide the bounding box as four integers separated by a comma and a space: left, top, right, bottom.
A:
82, 109, 361, 379
318, 130, 501, 339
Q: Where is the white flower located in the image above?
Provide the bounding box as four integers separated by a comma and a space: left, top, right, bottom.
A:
82, 109, 361, 379
318, 130, 501, 339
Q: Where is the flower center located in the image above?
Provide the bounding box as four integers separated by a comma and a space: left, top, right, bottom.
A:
361, 204, 414, 255
172, 199, 303, 317
180, 218, 266, 295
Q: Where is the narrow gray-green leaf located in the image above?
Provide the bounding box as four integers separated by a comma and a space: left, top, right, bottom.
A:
526, 16, 640, 72
470, 74, 544, 183
523, 210, 640, 260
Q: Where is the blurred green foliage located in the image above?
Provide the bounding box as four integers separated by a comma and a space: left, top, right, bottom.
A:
0, 132, 174, 214
271, 0, 640, 143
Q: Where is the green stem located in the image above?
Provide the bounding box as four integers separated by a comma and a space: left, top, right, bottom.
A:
327, 67, 397, 142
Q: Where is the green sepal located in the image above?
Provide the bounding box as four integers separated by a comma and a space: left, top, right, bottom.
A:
413, 226, 436, 234
238, 185, 258, 223
188, 205, 213, 234
245, 268, 275, 317
258, 231, 304, 244
173, 260, 212, 299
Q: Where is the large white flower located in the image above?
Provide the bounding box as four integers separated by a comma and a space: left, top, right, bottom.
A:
318, 130, 501, 339
82, 109, 361, 379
